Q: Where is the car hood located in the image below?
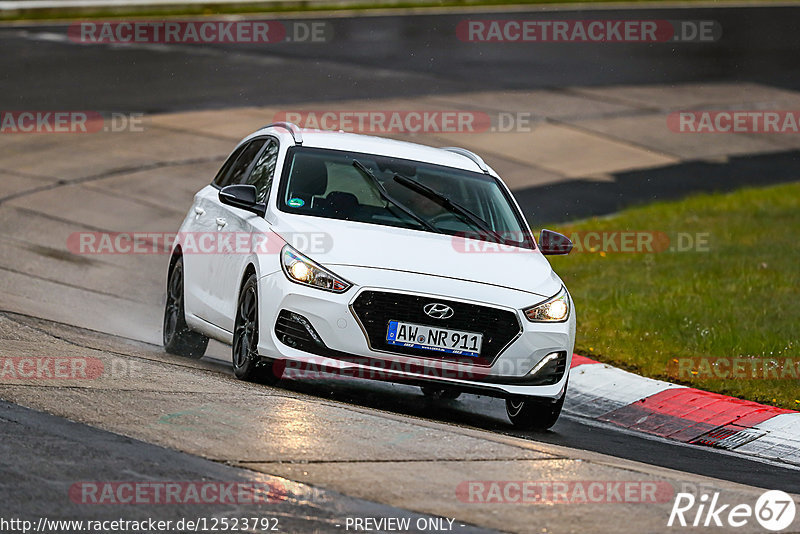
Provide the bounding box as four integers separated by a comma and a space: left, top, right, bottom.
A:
270, 216, 560, 298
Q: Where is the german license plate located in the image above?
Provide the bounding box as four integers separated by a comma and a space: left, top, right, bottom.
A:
386, 320, 482, 357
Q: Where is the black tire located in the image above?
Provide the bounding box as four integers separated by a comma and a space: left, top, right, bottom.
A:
420, 386, 462, 400
163, 256, 208, 359
232, 274, 281, 385
505, 384, 567, 431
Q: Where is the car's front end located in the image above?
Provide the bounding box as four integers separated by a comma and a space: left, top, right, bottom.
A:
247, 131, 575, 427
167, 125, 577, 428
257, 223, 575, 403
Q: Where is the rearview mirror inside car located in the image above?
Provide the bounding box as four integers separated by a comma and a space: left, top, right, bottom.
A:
539, 229, 573, 255
218, 184, 267, 218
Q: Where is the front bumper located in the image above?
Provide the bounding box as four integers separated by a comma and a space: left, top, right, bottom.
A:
257, 268, 575, 399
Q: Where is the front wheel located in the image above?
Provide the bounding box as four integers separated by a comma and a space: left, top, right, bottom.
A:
505, 383, 567, 431
232, 274, 281, 385
163, 256, 208, 359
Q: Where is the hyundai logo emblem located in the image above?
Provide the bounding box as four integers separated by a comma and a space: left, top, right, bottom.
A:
423, 303, 454, 319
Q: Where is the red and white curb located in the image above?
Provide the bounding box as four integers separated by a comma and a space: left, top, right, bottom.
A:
566, 355, 800, 467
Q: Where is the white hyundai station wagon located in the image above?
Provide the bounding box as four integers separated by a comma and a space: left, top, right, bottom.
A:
164, 122, 575, 429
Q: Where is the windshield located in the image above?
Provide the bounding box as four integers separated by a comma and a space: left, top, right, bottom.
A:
278, 147, 533, 249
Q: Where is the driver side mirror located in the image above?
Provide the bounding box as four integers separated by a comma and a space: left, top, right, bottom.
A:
219, 184, 266, 218
539, 229, 572, 255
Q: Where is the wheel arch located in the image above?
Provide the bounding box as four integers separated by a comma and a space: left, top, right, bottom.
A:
167, 245, 183, 282
239, 261, 258, 294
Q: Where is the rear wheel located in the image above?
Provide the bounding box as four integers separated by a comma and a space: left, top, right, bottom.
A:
505, 383, 567, 430
163, 256, 208, 358
421, 386, 462, 400
232, 274, 281, 385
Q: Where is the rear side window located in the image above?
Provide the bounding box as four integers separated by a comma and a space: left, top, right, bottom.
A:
212, 139, 266, 188
212, 144, 247, 187
246, 138, 279, 202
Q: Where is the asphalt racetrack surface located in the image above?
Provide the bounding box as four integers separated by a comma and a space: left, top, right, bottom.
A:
2, 5, 800, 531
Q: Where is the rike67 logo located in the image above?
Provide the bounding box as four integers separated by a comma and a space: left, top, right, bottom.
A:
669, 490, 796, 531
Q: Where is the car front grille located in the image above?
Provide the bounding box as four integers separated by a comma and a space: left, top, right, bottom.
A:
350, 290, 521, 366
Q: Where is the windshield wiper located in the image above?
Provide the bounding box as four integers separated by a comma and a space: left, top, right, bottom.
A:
392, 174, 505, 243
351, 160, 441, 234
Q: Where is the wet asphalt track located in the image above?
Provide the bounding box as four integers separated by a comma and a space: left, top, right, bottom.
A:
196, 346, 800, 495
1, 4, 800, 522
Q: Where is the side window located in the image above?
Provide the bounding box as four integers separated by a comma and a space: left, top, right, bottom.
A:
212, 144, 247, 187
213, 139, 266, 188
247, 139, 279, 202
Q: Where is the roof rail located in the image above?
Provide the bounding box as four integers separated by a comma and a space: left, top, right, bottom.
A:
263, 122, 303, 145
441, 147, 489, 174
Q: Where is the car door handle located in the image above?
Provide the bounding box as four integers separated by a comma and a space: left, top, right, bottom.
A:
194, 206, 205, 216
215, 218, 227, 227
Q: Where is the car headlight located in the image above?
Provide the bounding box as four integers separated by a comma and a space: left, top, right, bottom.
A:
523, 287, 570, 322
281, 245, 351, 293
